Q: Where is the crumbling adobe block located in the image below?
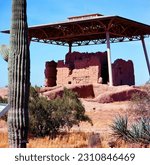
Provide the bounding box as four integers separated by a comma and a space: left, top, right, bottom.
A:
112, 59, 135, 86
44, 61, 57, 87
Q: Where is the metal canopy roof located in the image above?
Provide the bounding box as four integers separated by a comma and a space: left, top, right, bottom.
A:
2, 14, 150, 47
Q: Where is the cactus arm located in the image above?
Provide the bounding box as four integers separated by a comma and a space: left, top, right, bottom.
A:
0, 45, 9, 62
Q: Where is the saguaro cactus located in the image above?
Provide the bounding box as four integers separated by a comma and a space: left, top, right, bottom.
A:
8, 0, 30, 148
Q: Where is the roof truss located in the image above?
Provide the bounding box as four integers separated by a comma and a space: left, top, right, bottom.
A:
2, 15, 150, 47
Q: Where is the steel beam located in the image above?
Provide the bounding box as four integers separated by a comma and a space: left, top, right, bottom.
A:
141, 35, 150, 76
69, 43, 72, 53
106, 31, 113, 86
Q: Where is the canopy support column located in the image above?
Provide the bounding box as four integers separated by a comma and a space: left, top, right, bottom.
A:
141, 36, 150, 76
106, 31, 113, 86
69, 43, 72, 53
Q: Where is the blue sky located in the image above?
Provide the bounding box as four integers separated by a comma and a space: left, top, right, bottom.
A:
0, 0, 150, 87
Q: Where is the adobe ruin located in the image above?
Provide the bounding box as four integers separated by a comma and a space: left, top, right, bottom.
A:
44, 51, 135, 87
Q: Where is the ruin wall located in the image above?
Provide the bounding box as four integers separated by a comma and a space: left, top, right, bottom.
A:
112, 59, 135, 86
44, 51, 135, 87
56, 52, 107, 86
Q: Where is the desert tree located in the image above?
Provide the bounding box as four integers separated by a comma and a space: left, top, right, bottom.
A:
7, 0, 30, 148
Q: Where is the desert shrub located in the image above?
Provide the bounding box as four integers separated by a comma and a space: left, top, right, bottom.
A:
29, 87, 92, 138
0, 97, 8, 103
129, 85, 150, 118
110, 115, 130, 142
130, 118, 150, 144
111, 85, 150, 146
111, 116, 150, 145
29, 91, 53, 137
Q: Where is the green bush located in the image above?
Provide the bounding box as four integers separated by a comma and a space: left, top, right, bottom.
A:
29, 87, 92, 138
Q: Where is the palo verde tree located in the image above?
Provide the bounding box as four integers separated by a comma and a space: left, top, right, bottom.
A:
7, 0, 30, 148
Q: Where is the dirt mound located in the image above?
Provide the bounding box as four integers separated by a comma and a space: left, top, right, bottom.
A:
41, 84, 94, 99
92, 85, 144, 103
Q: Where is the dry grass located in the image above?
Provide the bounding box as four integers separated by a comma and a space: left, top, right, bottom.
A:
28, 132, 89, 148
1, 131, 148, 148
0, 131, 150, 148
0, 131, 110, 148
0, 132, 8, 148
